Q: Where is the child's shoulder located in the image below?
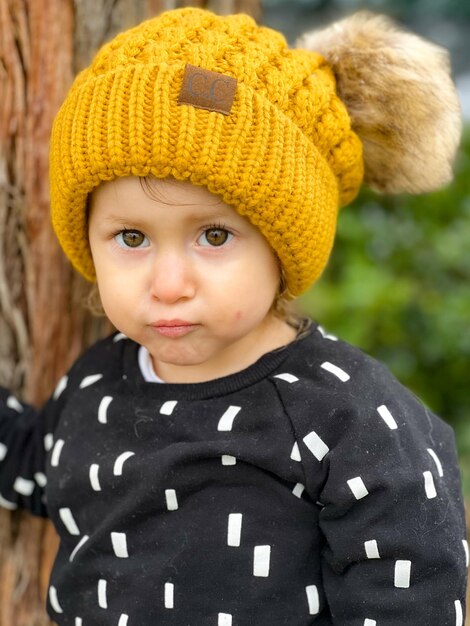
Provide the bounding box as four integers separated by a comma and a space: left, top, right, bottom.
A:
279, 321, 455, 462
63, 331, 130, 387
282, 320, 441, 430
291, 321, 400, 390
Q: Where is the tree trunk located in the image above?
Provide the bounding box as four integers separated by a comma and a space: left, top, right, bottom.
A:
0, 2, 78, 623
0, 0, 263, 624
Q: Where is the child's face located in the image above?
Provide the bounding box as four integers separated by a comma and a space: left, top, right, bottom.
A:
88, 176, 287, 382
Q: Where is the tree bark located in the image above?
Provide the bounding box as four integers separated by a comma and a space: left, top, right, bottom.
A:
0, 0, 261, 624
0, 1, 77, 624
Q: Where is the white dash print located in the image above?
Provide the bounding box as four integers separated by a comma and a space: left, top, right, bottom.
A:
160, 400, 178, 415
75, 618, 83, 626
165, 489, 178, 511
253, 545, 271, 577
427, 448, 444, 477
394, 560, 411, 588
218, 613, 232, 626
0, 493, 17, 509
53, 375, 68, 400
274, 373, 299, 383
113, 451, 135, 476
34, 472, 47, 488
364, 539, 380, 559
49, 586, 64, 614
303, 431, 329, 461
306, 585, 320, 615
98, 579, 107, 609
98, 396, 113, 424
292, 483, 305, 498
317, 326, 337, 341
455, 600, 464, 626
0, 442, 7, 461
423, 471, 437, 499
111, 532, 129, 558
7, 395, 23, 412
227, 513, 243, 547
290, 442, 301, 462
164, 582, 174, 609
364, 620, 377, 626
118, 615, 129, 626
44, 433, 54, 452
59, 507, 80, 535
217, 406, 241, 432
89, 464, 101, 491
51, 439, 65, 467
222, 455, 237, 466
69, 535, 89, 562
79, 373, 103, 389
320, 361, 350, 382
13, 477, 35, 496
463, 540, 469, 567
377, 404, 398, 430
347, 476, 369, 500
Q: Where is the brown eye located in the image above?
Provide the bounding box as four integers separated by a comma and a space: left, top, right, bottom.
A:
118, 230, 148, 248
203, 228, 231, 247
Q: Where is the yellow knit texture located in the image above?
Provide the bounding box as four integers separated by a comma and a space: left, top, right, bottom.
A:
50, 8, 364, 295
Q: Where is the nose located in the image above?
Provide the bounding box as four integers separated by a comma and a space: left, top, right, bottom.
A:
149, 249, 196, 304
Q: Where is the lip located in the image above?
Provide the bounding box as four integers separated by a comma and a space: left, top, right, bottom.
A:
150, 319, 198, 338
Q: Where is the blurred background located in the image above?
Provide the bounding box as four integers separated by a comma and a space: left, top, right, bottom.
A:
0, 0, 469, 623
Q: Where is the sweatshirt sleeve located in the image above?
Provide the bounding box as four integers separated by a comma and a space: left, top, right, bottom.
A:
286, 337, 468, 625
0, 374, 69, 517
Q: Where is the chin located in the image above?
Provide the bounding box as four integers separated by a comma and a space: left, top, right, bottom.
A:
154, 346, 211, 368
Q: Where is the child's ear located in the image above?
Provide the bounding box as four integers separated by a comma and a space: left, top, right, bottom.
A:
296, 11, 462, 195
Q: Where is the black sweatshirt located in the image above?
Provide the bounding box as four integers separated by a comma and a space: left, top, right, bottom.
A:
0, 321, 467, 625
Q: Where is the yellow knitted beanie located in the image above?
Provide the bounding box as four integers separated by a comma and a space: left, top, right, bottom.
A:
50, 8, 364, 295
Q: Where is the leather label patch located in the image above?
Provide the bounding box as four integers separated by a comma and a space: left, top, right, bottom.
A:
178, 64, 237, 115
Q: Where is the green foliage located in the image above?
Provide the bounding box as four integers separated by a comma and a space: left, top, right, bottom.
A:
332, 0, 470, 19
298, 127, 470, 491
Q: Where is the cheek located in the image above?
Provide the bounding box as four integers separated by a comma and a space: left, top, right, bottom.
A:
95, 272, 128, 317
95, 283, 116, 319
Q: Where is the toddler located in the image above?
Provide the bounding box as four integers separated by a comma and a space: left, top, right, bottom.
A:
0, 7, 467, 625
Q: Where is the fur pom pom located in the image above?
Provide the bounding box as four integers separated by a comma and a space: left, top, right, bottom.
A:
296, 12, 462, 194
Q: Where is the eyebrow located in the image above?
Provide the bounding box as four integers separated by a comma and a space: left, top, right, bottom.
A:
181, 208, 235, 224
106, 201, 239, 221
100, 208, 236, 226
